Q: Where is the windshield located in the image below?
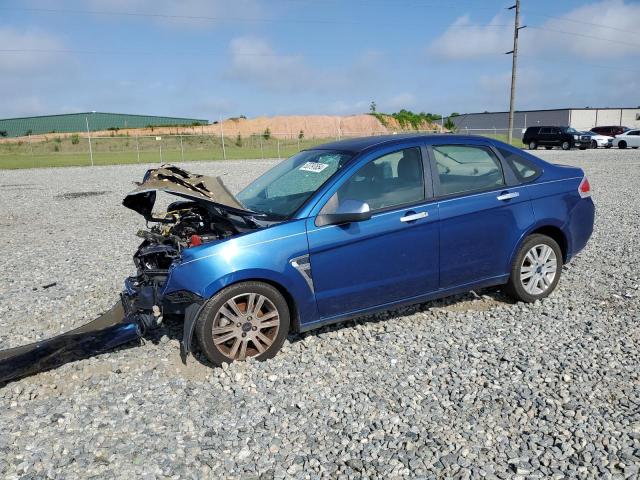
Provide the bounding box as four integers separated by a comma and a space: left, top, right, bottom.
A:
237, 149, 353, 218
564, 127, 579, 134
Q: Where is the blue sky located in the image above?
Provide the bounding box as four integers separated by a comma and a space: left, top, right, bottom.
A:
1, 0, 639, 120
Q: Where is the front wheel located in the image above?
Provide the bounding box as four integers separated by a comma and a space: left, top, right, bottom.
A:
618, 141, 627, 149
591, 140, 598, 149
195, 282, 290, 365
561, 141, 571, 150
528, 141, 538, 150
505, 234, 562, 303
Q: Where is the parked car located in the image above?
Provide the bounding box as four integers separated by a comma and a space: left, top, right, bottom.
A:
522, 126, 592, 150
580, 131, 613, 148
110, 134, 595, 365
612, 129, 640, 149
590, 125, 630, 137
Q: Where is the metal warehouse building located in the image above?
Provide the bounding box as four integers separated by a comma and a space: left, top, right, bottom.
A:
446, 107, 640, 138
0, 112, 209, 138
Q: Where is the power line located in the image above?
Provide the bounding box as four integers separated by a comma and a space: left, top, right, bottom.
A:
522, 11, 640, 36
0, 6, 510, 27
526, 25, 640, 48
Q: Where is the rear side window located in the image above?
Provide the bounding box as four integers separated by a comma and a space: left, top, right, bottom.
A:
432, 145, 505, 196
540, 128, 551, 134
497, 147, 541, 182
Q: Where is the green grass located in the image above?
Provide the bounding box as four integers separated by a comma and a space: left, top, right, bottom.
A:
0, 136, 330, 169
0, 133, 524, 169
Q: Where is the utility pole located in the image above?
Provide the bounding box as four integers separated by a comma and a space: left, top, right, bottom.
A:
506, 0, 525, 145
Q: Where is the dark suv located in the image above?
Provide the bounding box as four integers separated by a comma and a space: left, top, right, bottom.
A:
590, 125, 629, 137
523, 126, 592, 150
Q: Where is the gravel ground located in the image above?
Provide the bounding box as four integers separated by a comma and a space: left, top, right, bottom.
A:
0, 149, 639, 479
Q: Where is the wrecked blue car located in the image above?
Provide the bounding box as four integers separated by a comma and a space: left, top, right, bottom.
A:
0, 134, 594, 382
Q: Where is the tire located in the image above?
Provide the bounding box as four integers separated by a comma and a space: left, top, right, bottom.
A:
504, 234, 563, 303
195, 281, 290, 366
545, 146, 552, 150
619, 141, 627, 149
591, 140, 598, 149
528, 141, 538, 150
561, 141, 571, 150
605, 145, 611, 149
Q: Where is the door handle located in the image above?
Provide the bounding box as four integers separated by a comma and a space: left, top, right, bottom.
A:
496, 192, 520, 201
400, 211, 428, 222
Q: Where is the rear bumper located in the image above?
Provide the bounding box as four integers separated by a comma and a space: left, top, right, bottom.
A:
566, 197, 595, 262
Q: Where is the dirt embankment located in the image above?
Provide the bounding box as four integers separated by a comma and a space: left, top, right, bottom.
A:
0, 114, 442, 144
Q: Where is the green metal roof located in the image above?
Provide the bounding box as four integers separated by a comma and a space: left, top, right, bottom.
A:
0, 112, 209, 138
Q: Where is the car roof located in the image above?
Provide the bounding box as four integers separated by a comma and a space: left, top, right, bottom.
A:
310, 134, 495, 154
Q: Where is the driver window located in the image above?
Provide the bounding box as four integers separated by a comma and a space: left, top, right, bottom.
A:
320, 147, 425, 214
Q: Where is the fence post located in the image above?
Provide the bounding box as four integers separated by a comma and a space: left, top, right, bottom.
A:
220, 123, 226, 160
260, 136, 264, 159
135, 134, 140, 163
297, 136, 300, 152
159, 141, 163, 163
180, 134, 184, 162
277, 138, 280, 159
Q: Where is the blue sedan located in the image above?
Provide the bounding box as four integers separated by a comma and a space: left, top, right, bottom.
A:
122, 134, 594, 366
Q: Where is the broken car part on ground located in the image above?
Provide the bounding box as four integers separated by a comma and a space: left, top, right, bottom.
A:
0, 165, 269, 383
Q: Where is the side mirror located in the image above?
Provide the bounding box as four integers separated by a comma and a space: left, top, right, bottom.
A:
316, 199, 372, 227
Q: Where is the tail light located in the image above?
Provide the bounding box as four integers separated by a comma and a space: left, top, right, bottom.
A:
578, 177, 591, 198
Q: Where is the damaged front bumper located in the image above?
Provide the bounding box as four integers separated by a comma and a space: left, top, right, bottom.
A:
0, 300, 142, 384
0, 270, 204, 385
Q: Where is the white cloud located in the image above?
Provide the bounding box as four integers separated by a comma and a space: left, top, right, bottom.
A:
225, 36, 384, 93
428, 1, 640, 60
428, 13, 511, 60
0, 27, 67, 73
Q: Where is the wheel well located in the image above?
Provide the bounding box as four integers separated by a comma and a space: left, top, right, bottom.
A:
530, 226, 568, 263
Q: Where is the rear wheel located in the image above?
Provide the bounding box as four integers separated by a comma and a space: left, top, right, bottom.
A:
505, 234, 562, 303
561, 141, 571, 150
528, 141, 538, 150
619, 141, 627, 149
195, 282, 290, 365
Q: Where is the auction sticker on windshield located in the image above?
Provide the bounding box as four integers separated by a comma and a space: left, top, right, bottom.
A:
299, 162, 329, 173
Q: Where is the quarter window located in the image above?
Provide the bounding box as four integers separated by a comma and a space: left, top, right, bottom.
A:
320, 147, 424, 213
496, 147, 540, 182
432, 145, 505, 196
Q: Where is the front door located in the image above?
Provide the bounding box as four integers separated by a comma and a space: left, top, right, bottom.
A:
429, 143, 533, 288
306, 146, 439, 318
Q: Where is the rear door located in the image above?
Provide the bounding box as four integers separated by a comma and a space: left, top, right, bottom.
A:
306, 144, 439, 317
429, 141, 534, 288
538, 127, 551, 145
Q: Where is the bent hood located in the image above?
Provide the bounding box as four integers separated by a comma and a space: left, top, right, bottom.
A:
123, 164, 254, 220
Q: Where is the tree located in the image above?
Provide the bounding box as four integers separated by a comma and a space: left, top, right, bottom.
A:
444, 117, 457, 132
450, 112, 460, 117
298, 129, 304, 140
370, 101, 377, 113
0, 130, 7, 137
263, 128, 271, 140
235, 134, 243, 147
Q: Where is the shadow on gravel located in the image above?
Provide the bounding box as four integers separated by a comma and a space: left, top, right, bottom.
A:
161, 286, 515, 373
286, 286, 515, 345
55, 190, 110, 199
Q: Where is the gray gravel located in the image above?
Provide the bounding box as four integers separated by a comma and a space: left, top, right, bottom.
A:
1, 149, 639, 479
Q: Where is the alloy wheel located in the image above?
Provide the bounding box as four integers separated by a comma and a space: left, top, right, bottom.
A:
520, 244, 558, 295
211, 293, 280, 361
